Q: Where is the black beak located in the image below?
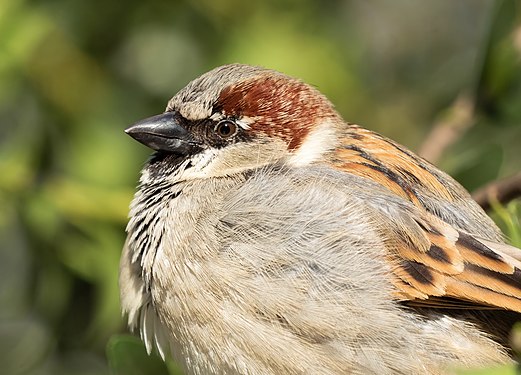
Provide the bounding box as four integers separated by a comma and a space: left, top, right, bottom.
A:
125, 112, 200, 154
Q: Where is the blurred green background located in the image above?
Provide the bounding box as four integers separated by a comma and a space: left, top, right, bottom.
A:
1, 0, 521, 374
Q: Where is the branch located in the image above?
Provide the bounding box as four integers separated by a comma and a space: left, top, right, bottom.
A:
472, 172, 521, 211
417, 93, 475, 164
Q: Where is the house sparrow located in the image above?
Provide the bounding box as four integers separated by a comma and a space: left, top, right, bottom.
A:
120, 63, 521, 375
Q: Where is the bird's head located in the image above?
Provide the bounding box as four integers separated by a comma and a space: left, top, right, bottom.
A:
126, 64, 341, 182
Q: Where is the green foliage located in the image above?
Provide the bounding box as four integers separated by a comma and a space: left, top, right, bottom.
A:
455, 364, 517, 375
1, 0, 521, 374
106, 335, 172, 375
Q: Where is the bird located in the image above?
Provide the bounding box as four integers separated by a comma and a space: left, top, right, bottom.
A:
120, 63, 521, 375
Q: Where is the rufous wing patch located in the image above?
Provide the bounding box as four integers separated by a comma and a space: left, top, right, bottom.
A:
332, 125, 454, 204
391, 215, 521, 312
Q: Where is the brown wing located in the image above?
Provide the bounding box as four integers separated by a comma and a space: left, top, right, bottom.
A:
330, 124, 521, 312
390, 213, 521, 312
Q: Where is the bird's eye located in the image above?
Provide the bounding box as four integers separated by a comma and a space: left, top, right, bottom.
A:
214, 120, 238, 138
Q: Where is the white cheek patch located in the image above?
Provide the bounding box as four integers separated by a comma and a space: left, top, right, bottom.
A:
177, 138, 289, 180
191, 149, 218, 172
176, 149, 219, 180
289, 120, 337, 167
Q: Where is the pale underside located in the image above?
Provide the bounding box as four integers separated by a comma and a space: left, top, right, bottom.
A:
120, 155, 519, 374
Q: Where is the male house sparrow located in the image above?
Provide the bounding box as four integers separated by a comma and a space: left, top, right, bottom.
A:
120, 64, 521, 374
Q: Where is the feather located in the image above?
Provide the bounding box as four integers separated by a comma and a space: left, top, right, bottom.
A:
141, 304, 155, 354
330, 127, 521, 313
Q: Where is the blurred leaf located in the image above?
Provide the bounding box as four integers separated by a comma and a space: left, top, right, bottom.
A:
54, 222, 124, 346
26, 29, 110, 116
490, 200, 521, 247
0, 2, 53, 81
43, 178, 132, 223
475, 0, 521, 116
107, 335, 170, 375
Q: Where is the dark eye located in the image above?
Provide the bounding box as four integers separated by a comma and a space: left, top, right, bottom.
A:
214, 120, 238, 138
